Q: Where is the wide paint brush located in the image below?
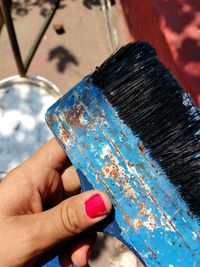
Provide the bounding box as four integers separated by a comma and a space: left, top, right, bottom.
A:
46, 41, 200, 267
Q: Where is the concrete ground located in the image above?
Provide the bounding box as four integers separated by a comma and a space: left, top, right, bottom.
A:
0, 0, 126, 93
0, 1, 142, 266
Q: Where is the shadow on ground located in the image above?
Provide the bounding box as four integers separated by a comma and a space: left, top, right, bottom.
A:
10, 0, 116, 16
48, 46, 79, 73
11, 0, 66, 17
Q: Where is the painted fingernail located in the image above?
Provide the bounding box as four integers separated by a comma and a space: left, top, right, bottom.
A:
86, 248, 91, 262
85, 194, 107, 218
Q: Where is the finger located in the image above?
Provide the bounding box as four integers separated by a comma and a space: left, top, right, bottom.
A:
27, 190, 112, 255
58, 233, 96, 267
30, 138, 70, 171
2, 139, 79, 212
71, 243, 91, 267
70, 233, 96, 267
61, 166, 81, 195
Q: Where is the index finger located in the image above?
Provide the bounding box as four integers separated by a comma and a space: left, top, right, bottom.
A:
31, 138, 70, 171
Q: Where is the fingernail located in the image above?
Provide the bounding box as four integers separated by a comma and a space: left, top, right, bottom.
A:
85, 194, 107, 218
86, 248, 91, 262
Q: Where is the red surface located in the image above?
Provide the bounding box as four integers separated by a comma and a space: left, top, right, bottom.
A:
119, 0, 200, 106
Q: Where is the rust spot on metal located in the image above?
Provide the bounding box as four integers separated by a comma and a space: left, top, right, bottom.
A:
137, 142, 145, 153
124, 214, 131, 222
99, 147, 128, 183
64, 104, 85, 127
99, 160, 124, 180
145, 242, 159, 261
150, 162, 159, 174
139, 202, 145, 209
136, 202, 157, 231
47, 111, 57, 128
120, 130, 127, 140
134, 219, 144, 228
60, 127, 70, 140
105, 168, 109, 173
51, 114, 71, 143
186, 209, 191, 217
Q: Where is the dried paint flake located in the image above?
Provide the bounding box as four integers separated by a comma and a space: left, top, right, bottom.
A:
125, 185, 137, 200
136, 202, 157, 231
143, 215, 157, 231
101, 145, 112, 159
100, 160, 126, 181
160, 215, 175, 232
99, 145, 126, 179
61, 104, 91, 129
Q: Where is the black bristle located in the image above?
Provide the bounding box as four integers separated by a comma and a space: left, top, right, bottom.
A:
90, 41, 200, 216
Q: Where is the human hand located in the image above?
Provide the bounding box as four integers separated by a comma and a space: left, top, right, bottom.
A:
0, 138, 112, 267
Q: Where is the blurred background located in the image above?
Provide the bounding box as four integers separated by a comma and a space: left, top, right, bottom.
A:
0, 0, 199, 104
0, 1, 199, 266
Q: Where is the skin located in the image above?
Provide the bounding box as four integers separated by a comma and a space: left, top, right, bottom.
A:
0, 138, 112, 267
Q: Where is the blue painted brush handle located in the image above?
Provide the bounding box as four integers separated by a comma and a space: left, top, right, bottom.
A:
45, 78, 200, 267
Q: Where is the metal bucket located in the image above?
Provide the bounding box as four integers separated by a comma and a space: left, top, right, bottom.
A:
0, 75, 61, 179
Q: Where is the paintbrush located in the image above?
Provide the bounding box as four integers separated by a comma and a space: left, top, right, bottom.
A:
46, 41, 200, 267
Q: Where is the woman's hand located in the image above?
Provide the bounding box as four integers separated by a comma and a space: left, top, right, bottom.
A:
0, 138, 112, 267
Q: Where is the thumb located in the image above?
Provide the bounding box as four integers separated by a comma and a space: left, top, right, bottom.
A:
30, 190, 112, 253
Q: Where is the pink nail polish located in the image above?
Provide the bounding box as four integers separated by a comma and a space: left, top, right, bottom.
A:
85, 194, 107, 218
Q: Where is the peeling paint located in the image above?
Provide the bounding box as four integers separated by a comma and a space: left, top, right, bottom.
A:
46, 78, 200, 267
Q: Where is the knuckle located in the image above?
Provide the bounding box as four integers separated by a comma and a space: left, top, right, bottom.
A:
61, 202, 82, 236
